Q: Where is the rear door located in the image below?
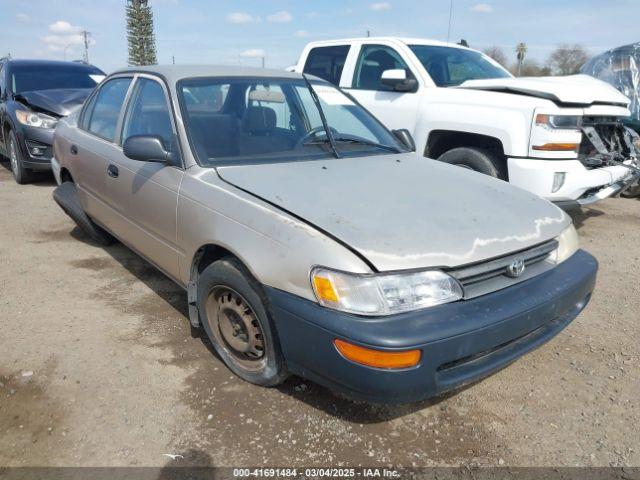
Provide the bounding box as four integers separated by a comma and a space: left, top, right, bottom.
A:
107, 74, 183, 280
74, 76, 133, 225
302, 45, 351, 86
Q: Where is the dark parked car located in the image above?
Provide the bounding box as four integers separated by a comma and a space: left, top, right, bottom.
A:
0, 58, 105, 183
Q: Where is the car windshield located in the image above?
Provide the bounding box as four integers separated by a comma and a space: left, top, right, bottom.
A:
11, 64, 105, 94
178, 76, 403, 165
409, 45, 511, 87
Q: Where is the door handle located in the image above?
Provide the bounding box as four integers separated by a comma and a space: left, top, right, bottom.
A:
70, 144, 78, 155
107, 164, 119, 178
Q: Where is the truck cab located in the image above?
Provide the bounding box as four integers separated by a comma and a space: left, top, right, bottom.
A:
294, 37, 639, 207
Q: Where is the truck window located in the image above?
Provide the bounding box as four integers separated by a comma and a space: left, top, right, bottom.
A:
353, 44, 414, 91
303, 46, 350, 86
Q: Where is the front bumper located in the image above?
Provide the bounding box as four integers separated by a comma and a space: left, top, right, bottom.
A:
508, 157, 635, 205
267, 250, 597, 404
16, 126, 54, 170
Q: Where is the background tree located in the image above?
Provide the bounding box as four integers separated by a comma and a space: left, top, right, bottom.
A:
547, 44, 589, 75
482, 46, 508, 68
126, 0, 157, 66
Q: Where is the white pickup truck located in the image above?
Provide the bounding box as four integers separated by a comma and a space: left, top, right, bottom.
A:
294, 37, 640, 207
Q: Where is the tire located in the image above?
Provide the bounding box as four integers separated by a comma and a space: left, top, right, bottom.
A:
52, 182, 116, 246
8, 130, 33, 184
438, 147, 506, 179
620, 182, 640, 198
197, 257, 288, 386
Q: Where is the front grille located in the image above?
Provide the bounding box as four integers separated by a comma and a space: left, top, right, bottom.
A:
447, 239, 558, 299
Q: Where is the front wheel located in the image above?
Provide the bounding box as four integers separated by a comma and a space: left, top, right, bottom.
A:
438, 147, 506, 180
8, 130, 33, 184
197, 257, 288, 386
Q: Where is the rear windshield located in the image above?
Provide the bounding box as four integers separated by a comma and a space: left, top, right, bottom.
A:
409, 45, 511, 87
11, 64, 105, 94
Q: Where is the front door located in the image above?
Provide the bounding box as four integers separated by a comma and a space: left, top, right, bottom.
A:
344, 44, 420, 132
107, 75, 183, 280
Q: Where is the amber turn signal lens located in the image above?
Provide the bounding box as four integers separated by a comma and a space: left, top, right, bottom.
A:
312, 276, 338, 302
334, 339, 421, 369
532, 143, 579, 152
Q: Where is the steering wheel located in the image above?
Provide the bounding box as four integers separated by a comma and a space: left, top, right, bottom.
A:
295, 126, 337, 148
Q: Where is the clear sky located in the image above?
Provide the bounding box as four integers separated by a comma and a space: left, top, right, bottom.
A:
1, 0, 638, 73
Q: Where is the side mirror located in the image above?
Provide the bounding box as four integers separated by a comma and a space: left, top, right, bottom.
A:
381, 69, 418, 92
123, 135, 171, 163
392, 129, 416, 152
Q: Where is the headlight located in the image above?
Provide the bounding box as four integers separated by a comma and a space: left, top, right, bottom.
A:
550, 224, 580, 265
16, 110, 58, 129
535, 114, 581, 130
311, 267, 463, 316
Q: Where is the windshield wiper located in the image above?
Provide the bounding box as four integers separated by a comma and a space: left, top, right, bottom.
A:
302, 74, 340, 159
332, 135, 402, 153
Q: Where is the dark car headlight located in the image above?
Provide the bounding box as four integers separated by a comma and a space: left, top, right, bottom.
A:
16, 110, 58, 129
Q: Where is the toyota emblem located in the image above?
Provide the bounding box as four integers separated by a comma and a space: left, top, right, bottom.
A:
506, 259, 526, 278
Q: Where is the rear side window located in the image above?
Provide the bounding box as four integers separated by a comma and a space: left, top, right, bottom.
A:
85, 77, 132, 141
122, 78, 174, 153
303, 45, 350, 85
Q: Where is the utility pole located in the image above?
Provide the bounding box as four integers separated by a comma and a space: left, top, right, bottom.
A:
366, 30, 370, 38
261, 56, 265, 68
447, 0, 454, 43
516, 42, 527, 76
81, 30, 90, 63
172, 55, 175, 64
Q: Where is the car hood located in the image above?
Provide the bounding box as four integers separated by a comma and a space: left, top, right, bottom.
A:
15, 88, 93, 117
217, 153, 570, 272
459, 74, 630, 106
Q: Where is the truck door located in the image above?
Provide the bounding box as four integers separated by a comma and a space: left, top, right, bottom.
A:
343, 44, 420, 132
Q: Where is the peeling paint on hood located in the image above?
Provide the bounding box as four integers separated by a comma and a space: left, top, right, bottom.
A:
217, 153, 571, 272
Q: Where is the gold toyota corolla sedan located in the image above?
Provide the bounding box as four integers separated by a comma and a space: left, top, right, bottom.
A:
51, 65, 596, 403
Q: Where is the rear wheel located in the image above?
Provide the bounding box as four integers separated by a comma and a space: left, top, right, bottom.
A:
438, 147, 506, 180
8, 130, 33, 185
197, 257, 288, 386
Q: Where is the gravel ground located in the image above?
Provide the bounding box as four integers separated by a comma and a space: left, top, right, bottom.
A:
0, 161, 639, 468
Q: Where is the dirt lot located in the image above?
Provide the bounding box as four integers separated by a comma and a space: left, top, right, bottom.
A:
0, 161, 639, 468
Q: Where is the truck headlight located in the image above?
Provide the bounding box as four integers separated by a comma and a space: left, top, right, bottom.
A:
16, 110, 58, 129
311, 267, 463, 316
551, 224, 580, 265
535, 114, 581, 130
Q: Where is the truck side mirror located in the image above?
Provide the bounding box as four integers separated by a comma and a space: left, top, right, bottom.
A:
381, 69, 418, 93
392, 129, 416, 152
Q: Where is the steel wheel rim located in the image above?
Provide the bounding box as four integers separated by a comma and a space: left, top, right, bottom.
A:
9, 138, 18, 175
205, 286, 267, 371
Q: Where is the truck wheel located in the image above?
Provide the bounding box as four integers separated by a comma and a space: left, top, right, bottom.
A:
52, 182, 116, 246
197, 257, 288, 387
438, 147, 506, 180
8, 130, 33, 185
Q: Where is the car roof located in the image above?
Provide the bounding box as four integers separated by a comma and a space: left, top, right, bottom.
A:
111, 65, 306, 83
2, 59, 103, 70
304, 37, 471, 51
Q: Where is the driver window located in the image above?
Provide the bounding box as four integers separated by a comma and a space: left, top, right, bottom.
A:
122, 77, 174, 154
353, 45, 413, 91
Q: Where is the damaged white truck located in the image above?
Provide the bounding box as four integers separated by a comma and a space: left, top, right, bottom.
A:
294, 37, 640, 208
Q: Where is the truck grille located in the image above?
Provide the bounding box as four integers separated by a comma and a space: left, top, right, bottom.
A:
447, 239, 558, 299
